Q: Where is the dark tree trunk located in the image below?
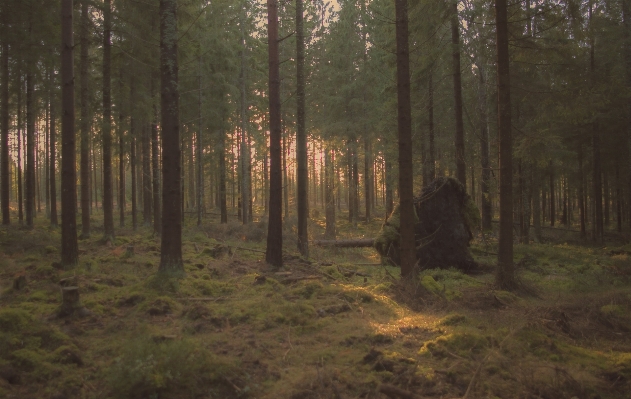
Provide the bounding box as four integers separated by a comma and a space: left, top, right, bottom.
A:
578, 144, 586, 240
197, 59, 203, 226
364, 137, 372, 222
549, 161, 555, 226
79, 0, 90, 238
616, 165, 622, 232
1, 38, 9, 224
324, 147, 336, 239
265, 0, 283, 267
159, 0, 183, 274
590, 3, 603, 243
61, 0, 78, 267
49, 71, 58, 226
385, 157, 393, 216
25, 73, 34, 228
296, 0, 308, 257
219, 129, 227, 224
130, 75, 137, 230
240, 9, 250, 226
282, 134, 288, 218
119, 68, 125, 227
533, 167, 542, 242
427, 70, 435, 181
495, 0, 515, 289
478, 66, 491, 231
394, 0, 415, 278
151, 84, 161, 236
450, 0, 466, 186
142, 124, 152, 225
102, 0, 114, 240
17, 81, 22, 224
604, 172, 609, 226
625, 0, 631, 231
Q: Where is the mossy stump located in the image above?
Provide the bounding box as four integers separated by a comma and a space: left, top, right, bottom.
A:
58, 287, 90, 318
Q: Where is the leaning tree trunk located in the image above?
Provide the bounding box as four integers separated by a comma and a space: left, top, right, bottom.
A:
1, 38, 9, 225
159, 0, 183, 274
102, 0, 114, 241
394, 0, 415, 278
296, 0, 308, 257
79, 0, 90, 238
495, 0, 515, 289
61, 0, 78, 267
265, 0, 283, 267
49, 70, 58, 226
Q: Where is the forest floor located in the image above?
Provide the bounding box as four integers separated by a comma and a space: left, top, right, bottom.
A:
1, 209, 631, 399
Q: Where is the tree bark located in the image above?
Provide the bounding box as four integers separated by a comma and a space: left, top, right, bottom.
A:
159, 0, 183, 274
119, 68, 125, 227
240, 7, 250, 226
61, 0, 78, 267
265, 0, 283, 267
151, 79, 161, 236
296, 0, 308, 257
427, 70, 435, 181
219, 128, 227, 224
49, 70, 58, 226
102, 0, 114, 240
324, 147, 336, 239
450, 0, 466, 187
532, 167, 542, 242
79, 0, 90, 238
478, 65, 491, 231
624, 0, 631, 231
549, 161, 555, 226
142, 124, 152, 226
495, 0, 515, 289
394, 0, 416, 278
17, 81, 23, 224
1, 38, 9, 224
25, 72, 35, 228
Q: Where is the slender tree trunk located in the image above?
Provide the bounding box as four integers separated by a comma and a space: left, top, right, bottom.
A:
197, 58, 203, 226
159, 0, 183, 273
264, 154, 268, 215
495, 0, 515, 289
578, 143, 586, 240
17, 82, 23, 225
131, 130, 137, 231
1, 39, 9, 224
364, 137, 372, 222
46, 88, 50, 218
478, 65, 491, 230
219, 128, 227, 224
616, 165, 622, 232
549, 161, 555, 226
394, 0, 415, 278
324, 146, 336, 239
240, 8, 250, 226
624, 0, 631, 231
533, 167, 542, 242
61, 0, 78, 267
589, 3, 603, 243
102, 0, 114, 240
119, 68, 125, 227
282, 133, 289, 218
604, 172, 609, 226
49, 72, 58, 226
79, 0, 90, 238
151, 79, 161, 235
25, 73, 34, 228
266, 0, 283, 267
385, 157, 393, 216
296, 0, 308, 256
427, 70, 435, 181
450, 0, 466, 186
142, 124, 152, 225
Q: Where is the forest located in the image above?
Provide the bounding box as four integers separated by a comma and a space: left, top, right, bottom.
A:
1, 0, 631, 398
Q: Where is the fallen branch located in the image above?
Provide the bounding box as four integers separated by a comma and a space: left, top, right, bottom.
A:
311, 239, 375, 248
378, 384, 423, 399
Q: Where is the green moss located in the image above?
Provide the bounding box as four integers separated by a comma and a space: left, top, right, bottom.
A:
463, 197, 481, 232
35, 264, 57, 277
44, 245, 58, 254
290, 281, 323, 299
322, 266, 344, 280
440, 313, 467, 326
601, 304, 627, 317
0, 308, 32, 333
422, 332, 490, 358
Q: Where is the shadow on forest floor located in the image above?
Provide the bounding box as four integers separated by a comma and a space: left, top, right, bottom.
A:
0, 209, 631, 398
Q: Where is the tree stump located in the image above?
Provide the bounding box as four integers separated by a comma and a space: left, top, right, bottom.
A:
12, 274, 27, 290
58, 287, 90, 318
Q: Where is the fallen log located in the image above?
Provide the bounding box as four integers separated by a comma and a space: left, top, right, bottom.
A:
311, 239, 374, 248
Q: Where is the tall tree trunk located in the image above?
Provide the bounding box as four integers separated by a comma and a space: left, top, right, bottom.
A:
364, 137, 372, 222
532, 167, 542, 242
385, 157, 393, 216
549, 161, 555, 226
159, 0, 183, 273
25, 72, 34, 228
265, 0, 283, 267
296, 0, 308, 256
219, 128, 227, 224
624, 0, 631, 231
119, 68, 125, 227
17, 83, 23, 224
142, 124, 152, 225
451, 0, 466, 186
604, 172, 609, 226
240, 7, 250, 226
102, 0, 114, 240
196, 58, 203, 226
578, 144, 586, 240
282, 133, 289, 218
324, 146, 336, 239
151, 79, 161, 235
590, 2, 603, 244
616, 165, 622, 232
478, 65, 491, 230
61, 0, 78, 267
49, 71, 58, 226
427, 70, 435, 181
395, 0, 415, 278
1, 38, 9, 224
495, 0, 515, 289
79, 0, 90, 238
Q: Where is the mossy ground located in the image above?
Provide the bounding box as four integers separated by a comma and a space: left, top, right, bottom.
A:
0, 209, 630, 398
